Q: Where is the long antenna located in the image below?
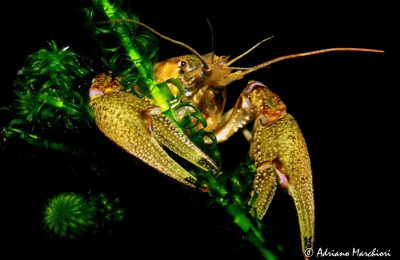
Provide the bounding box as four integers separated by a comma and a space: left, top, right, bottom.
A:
240, 47, 384, 76
97, 19, 211, 73
206, 18, 215, 63
137, 21, 211, 73
226, 36, 274, 66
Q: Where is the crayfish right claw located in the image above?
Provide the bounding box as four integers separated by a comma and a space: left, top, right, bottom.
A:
244, 81, 315, 256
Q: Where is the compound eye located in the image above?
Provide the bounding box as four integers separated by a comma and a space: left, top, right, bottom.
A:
178, 60, 187, 68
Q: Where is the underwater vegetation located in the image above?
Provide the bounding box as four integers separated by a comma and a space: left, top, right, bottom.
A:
1, 0, 390, 259
44, 192, 96, 238
2, 1, 279, 258
43, 192, 125, 238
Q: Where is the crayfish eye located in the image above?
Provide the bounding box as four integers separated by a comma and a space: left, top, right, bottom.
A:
178, 60, 187, 69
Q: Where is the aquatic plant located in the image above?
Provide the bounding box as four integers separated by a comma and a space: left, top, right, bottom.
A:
43, 192, 96, 238
14, 41, 93, 130
1, 41, 94, 153
3, 0, 278, 258
43, 192, 125, 238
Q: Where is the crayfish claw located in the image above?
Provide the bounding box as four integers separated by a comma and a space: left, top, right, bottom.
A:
147, 111, 218, 173
251, 113, 315, 254
250, 163, 278, 219
91, 91, 202, 188
247, 84, 315, 256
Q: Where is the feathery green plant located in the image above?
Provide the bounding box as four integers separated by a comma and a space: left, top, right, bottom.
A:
44, 192, 96, 238
43, 192, 125, 238
13, 41, 93, 130
1, 41, 94, 152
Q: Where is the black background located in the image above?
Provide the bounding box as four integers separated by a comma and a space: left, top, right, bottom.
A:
1, 1, 395, 259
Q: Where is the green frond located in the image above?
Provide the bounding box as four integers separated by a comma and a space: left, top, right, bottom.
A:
10, 41, 94, 132
43, 193, 96, 238
43, 192, 126, 238
22, 41, 91, 86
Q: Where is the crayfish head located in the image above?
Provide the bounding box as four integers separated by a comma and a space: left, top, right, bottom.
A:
243, 81, 287, 126
154, 53, 242, 90
154, 55, 204, 89
202, 54, 243, 87
89, 73, 122, 101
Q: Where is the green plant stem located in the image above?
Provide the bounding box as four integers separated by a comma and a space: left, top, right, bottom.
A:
4, 127, 70, 152
205, 173, 275, 260
99, 0, 170, 112
38, 93, 84, 117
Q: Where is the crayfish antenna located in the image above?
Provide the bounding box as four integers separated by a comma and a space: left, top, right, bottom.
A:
240, 47, 384, 76
226, 36, 275, 66
206, 18, 215, 64
137, 21, 211, 73
97, 18, 212, 74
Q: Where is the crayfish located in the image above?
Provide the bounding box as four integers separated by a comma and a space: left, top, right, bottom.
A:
88, 20, 383, 258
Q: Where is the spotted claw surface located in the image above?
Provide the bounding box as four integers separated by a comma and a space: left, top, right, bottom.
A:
245, 81, 315, 254
89, 74, 217, 188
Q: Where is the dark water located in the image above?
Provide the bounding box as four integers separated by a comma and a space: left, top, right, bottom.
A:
2, 1, 395, 259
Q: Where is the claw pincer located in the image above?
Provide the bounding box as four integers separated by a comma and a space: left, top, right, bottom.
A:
245, 81, 314, 254
89, 74, 217, 188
